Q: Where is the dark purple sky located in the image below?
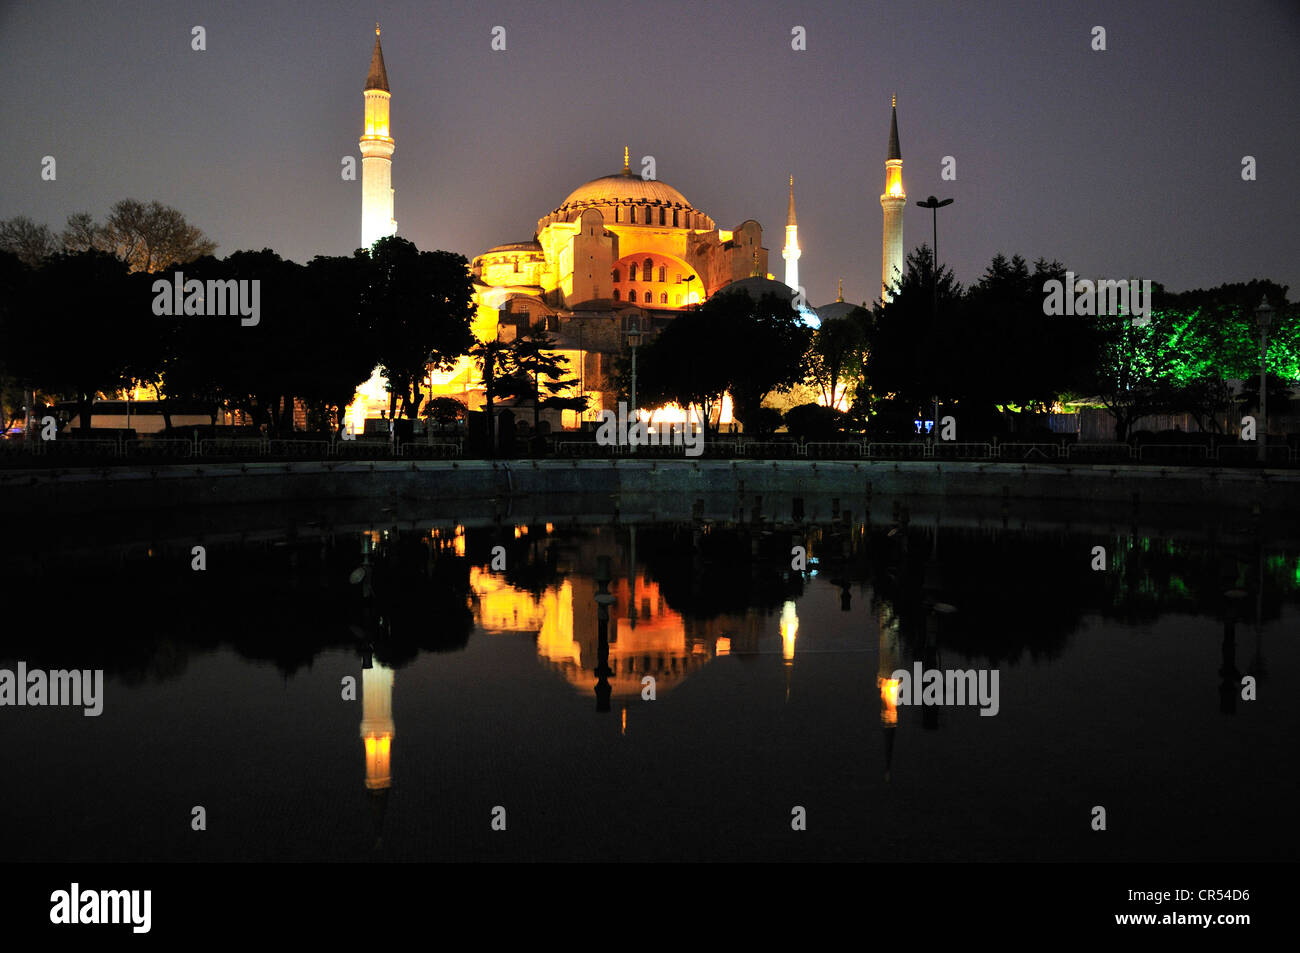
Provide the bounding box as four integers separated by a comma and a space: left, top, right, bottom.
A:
2, 0, 1297, 306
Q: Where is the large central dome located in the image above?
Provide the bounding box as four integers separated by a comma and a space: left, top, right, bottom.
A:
557, 173, 693, 211
535, 152, 717, 234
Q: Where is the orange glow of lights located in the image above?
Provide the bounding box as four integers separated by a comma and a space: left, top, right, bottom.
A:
879, 676, 900, 726
715, 637, 731, 656
363, 734, 392, 789
780, 601, 798, 662
621, 707, 627, 735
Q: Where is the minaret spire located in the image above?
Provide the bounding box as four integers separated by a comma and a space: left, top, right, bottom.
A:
837, 279, 844, 303
366, 25, 389, 92
887, 96, 901, 161
880, 99, 905, 302
782, 173, 801, 295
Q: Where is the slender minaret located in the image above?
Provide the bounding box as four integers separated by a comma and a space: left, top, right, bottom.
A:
360, 25, 396, 249
782, 174, 800, 294
879, 96, 905, 303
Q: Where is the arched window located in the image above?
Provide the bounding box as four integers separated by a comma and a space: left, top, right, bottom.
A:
629, 263, 637, 281
615, 206, 622, 223
630, 207, 638, 224
612, 268, 621, 283
659, 208, 666, 225
660, 293, 668, 304
643, 258, 653, 276
674, 294, 682, 306
672, 209, 679, 227
642, 291, 651, 303
658, 266, 665, 282
613, 289, 620, 300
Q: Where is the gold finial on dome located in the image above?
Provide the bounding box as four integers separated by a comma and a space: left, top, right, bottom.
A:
376, 22, 380, 35
837, 279, 844, 302
892, 93, 896, 109
622, 146, 630, 175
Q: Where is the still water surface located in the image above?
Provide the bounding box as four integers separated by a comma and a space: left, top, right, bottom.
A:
3, 508, 1296, 862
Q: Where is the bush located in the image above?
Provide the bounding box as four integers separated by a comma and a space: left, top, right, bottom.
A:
784, 403, 843, 441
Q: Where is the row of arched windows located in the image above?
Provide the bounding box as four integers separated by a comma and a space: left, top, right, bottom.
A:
613, 261, 671, 283
613, 290, 682, 305
614, 206, 688, 226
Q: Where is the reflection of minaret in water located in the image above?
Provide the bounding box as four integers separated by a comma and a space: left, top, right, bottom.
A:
361, 659, 395, 791
594, 555, 615, 713
877, 600, 900, 781
780, 600, 798, 702
1220, 589, 1246, 715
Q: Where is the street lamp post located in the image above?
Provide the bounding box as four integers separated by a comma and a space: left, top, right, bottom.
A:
1256, 299, 1275, 464
916, 196, 953, 433
627, 318, 641, 421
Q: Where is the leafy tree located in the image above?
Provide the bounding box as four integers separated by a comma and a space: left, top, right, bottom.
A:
470, 338, 526, 457
20, 250, 138, 431
423, 396, 468, 428
294, 254, 379, 434
864, 244, 962, 417
713, 289, 810, 427
365, 237, 475, 420
507, 325, 589, 438
633, 307, 732, 435
807, 312, 867, 408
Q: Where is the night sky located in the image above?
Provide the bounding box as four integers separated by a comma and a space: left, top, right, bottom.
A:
2, 0, 1297, 305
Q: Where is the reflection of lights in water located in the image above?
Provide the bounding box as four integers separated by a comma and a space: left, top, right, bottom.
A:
361, 664, 395, 790
715, 637, 731, 656
621, 707, 627, 735
780, 601, 798, 663
879, 676, 900, 726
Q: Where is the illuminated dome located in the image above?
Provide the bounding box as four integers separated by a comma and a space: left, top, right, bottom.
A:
558, 174, 693, 212
537, 151, 716, 234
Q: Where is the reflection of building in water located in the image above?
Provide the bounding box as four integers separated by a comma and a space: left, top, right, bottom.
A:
467, 553, 762, 696
780, 601, 798, 664
876, 599, 900, 780
361, 663, 395, 791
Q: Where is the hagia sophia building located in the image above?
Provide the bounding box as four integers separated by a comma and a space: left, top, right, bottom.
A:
345, 27, 905, 433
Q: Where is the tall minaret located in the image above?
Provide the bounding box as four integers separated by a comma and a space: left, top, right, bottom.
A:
879, 96, 905, 303
782, 174, 800, 295
360, 25, 396, 249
